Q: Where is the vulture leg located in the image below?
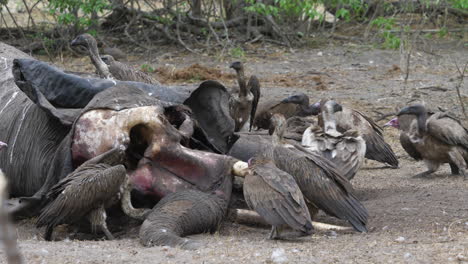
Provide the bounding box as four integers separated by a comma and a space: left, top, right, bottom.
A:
44, 225, 54, 241
413, 161, 439, 178
447, 151, 467, 180
449, 163, 460, 175
87, 206, 114, 240
269, 226, 279, 240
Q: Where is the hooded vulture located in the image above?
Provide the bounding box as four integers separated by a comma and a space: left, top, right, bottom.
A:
386, 104, 468, 179
229, 61, 261, 132
302, 100, 366, 180
265, 114, 368, 232
244, 157, 313, 239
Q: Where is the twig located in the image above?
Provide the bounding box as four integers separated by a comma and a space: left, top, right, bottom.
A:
176, 13, 198, 54
453, 60, 468, 119
21, 0, 36, 28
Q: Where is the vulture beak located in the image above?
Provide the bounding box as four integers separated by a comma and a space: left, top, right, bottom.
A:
383, 117, 399, 128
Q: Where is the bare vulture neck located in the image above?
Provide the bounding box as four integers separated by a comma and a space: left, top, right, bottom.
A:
88, 41, 112, 79
236, 68, 248, 97
272, 125, 286, 145
416, 111, 428, 134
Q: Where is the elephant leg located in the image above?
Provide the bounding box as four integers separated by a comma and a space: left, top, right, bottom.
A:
139, 190, 227, 250
449, 163, 460, 175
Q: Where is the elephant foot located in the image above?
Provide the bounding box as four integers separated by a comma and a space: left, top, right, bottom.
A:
139, 190, 227, 250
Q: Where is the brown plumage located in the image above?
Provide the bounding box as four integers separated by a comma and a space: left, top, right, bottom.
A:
394, 104, 468, 179
36, 147, 127, 241
313, 99, 399, 168
229, 61, 261, 132
71, 34, 112, 79
244, 158, 313, 239
302, 100, 366, 180
267, 114, 368, 232
254, 93, 318, 130
101, 55, 160, 85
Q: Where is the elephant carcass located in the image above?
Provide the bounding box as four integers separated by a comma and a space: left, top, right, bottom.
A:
0, 43, 240, 218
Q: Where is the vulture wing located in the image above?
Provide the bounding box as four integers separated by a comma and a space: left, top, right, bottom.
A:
248, 75, 261, 132
244, 161, 312, 232
336, 109, 399, 167
427, 112, 468, 149
272, 146, 368, 232
37, 164, 126, 228
400, 132, 422, 160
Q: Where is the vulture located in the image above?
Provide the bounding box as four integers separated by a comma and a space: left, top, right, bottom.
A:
243, 157, 313, 239
229, 61, 261, 132
253, 93, 319, 130
71, 33, 113, 79
302, 100, 366, 180
101, 55, 161, 85
36, 147, 128, 241
286, 97, 399, 168
387, 104, 468, 179
265, 114, 368, 232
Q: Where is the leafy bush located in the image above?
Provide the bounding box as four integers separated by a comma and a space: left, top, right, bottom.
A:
48, 0, 110, 30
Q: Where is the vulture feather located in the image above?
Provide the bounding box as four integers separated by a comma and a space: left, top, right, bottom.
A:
254, 93, 319, 130
302, 100, 366, 180
229, 61, 261, 132
303, 98, 399, 167
388, 104, 468, 178
36, 147, 127, 240
265, 114, 368, 232
101, 55, 160, 85
244, 158, 313, 239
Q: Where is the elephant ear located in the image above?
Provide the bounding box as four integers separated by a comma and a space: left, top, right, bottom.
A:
184, 80, 238, 154
12, 59, 118, 126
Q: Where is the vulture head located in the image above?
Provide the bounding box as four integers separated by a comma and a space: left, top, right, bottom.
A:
383, 117, 400, 129
281, 93, 310, 107
71, 33, 98, 54
229, 61, 244, 71
100, 55, 116, 65
397, 104, 426, 117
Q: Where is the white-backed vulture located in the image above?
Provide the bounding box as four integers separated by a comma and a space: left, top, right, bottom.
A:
302, 100, 366, 180
265, 114, 368, 232
293, 97, 399, 168
244, 158, 313, 239
229, 61, 261, 132
253, 93, 319, 130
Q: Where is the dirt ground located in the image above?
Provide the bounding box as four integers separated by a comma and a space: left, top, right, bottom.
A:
2, 38, 468, 264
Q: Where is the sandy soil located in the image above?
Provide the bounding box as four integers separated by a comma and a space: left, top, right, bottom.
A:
2, 38, 468, 264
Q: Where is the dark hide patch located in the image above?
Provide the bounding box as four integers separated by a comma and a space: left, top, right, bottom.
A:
139, 189, 228, 250
184, 80, 238, 154
12, 58, 187, 108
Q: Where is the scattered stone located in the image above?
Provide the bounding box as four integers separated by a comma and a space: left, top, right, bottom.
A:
271, 248, 287, 263
382, 226, 389, 231
404, 252, 412, 259
317, 52, 323, 56
395, 236, 406, 242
